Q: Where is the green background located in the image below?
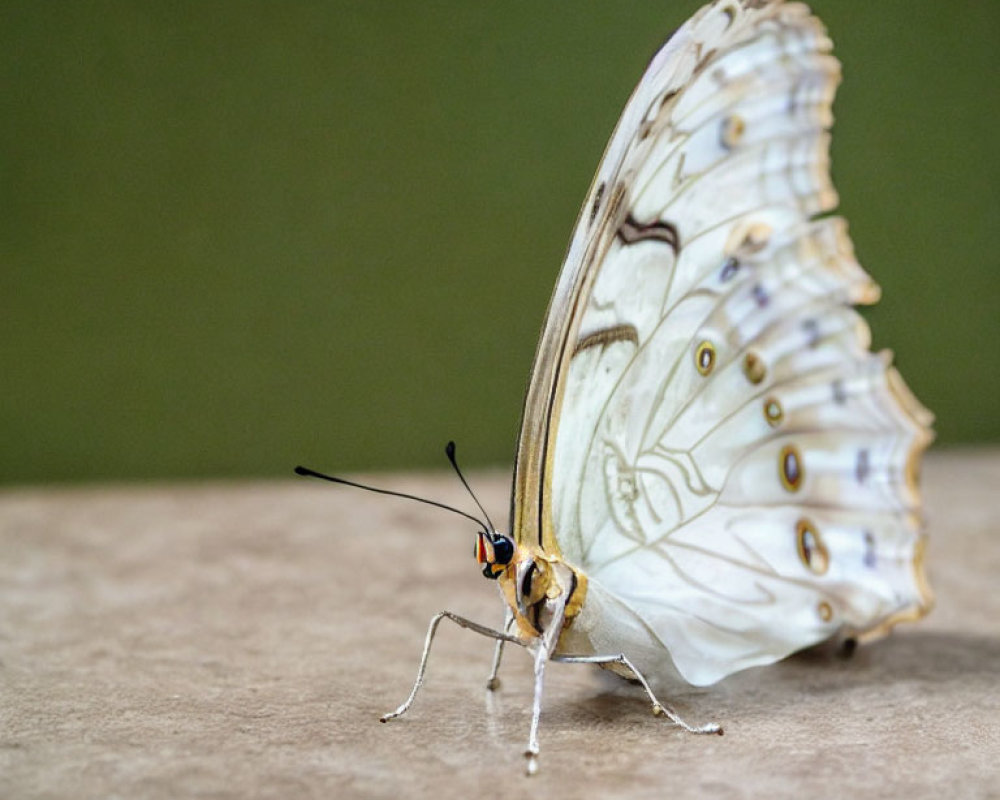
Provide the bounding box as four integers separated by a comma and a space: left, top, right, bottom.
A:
2, 1, 997, 485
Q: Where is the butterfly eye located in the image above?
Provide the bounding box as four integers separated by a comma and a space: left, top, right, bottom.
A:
695, 341, 716, 375
491, 535, 514, 566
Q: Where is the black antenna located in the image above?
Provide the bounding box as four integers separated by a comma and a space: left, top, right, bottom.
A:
294, 465, 487, 529
444, 441, 496, 533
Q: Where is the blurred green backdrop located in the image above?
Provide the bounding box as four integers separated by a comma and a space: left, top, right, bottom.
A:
2, 1, 997, 485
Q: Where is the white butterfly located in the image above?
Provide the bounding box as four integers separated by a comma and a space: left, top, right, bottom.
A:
323, 0, 934, 775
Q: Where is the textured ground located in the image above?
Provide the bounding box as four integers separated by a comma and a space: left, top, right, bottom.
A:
1, 449, 997, 799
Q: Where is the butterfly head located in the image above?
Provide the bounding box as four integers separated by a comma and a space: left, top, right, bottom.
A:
296, 442, 514, 580
475, 530, 515, 579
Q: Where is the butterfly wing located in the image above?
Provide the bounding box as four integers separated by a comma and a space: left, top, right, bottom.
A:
511, 0, 933, 686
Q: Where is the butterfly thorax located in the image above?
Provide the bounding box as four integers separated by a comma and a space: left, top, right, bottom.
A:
494, 545, 588, 641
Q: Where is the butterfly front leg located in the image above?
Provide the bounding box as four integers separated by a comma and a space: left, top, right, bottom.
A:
551, 653, 723, 735
380, 610, 523, 723
522, 596, 570, 776
523, 640, 549, 776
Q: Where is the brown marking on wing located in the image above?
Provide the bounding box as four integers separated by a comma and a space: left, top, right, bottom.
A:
617, 214, 681, 256
572, 324, 639, 357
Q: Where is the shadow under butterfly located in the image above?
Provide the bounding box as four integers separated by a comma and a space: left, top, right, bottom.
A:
298, 0, 933, 776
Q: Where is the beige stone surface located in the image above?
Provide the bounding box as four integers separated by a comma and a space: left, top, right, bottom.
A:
1, 449, 998, 799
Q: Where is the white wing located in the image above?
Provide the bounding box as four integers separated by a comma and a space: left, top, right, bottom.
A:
512, 0, 933, 686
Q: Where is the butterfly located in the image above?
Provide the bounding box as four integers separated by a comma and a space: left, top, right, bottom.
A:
300, 0, 933, 776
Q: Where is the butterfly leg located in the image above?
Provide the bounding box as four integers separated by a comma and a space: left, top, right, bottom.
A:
486, 608, 515, 691
524, 642, 549, 776
380, 610, 523, 723
552, 653, 723, 735
522, 601, 568, 777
